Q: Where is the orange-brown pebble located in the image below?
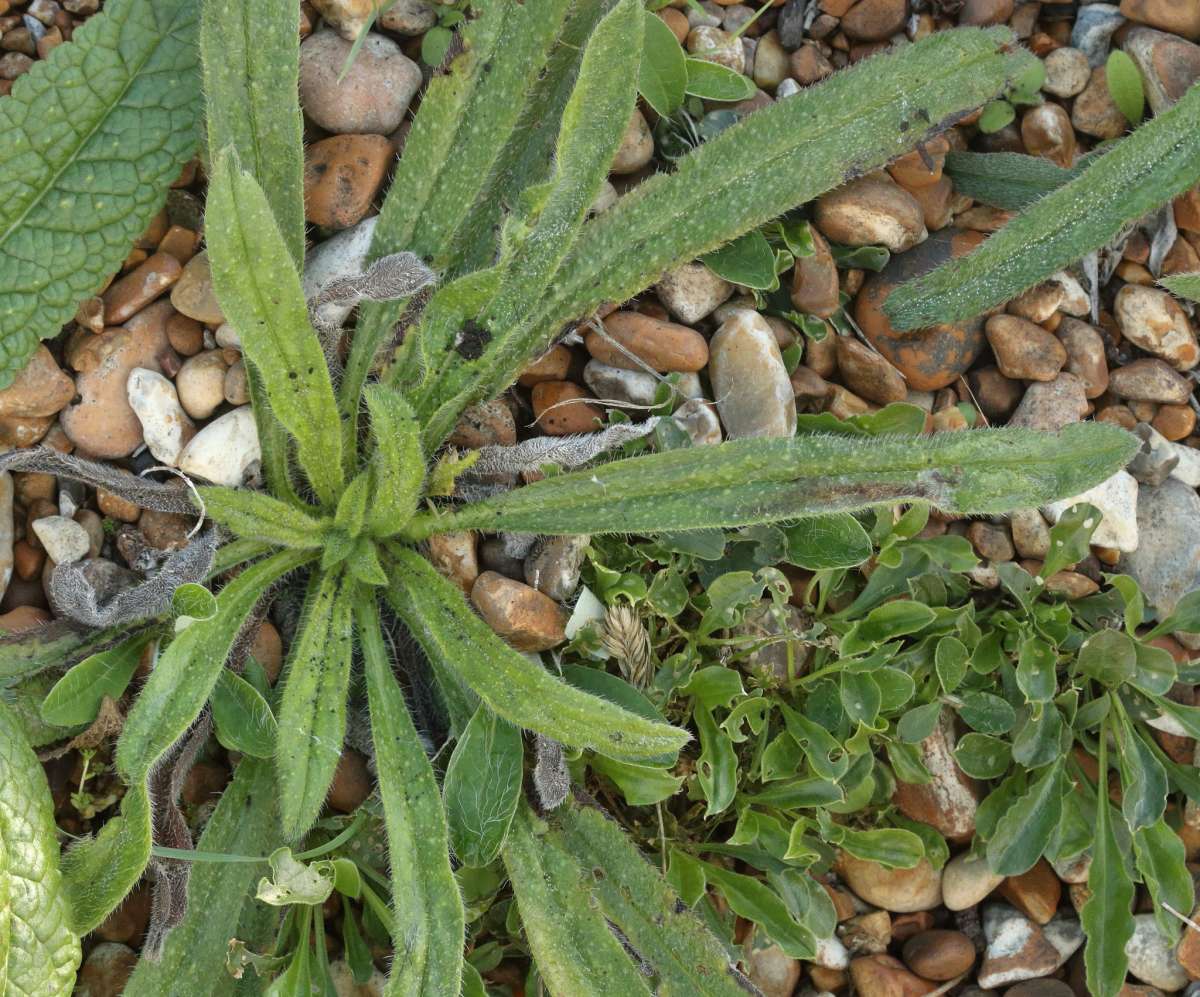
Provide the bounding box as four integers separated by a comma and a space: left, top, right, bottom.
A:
901, 929, 976, 981
327, 748, 372, 813
997, 859, 1062, 925
518, 344, 573, 387
657, 6, 689, 42
102, 252, 182, 325
249, 621, 283, 685
531, 381, 603, 435
157, 225, 199, 264
790, 227, 840, 318
165, 313, 205, 357
585, 311, 709, 372
470, 571, 568, 652
1153, 403, 1197, 441
13, 540, 43, 582
427, 530, 480, 595
0, 605, 52, 633
97, 485, 142, 523
303, 133, 393, 229
850, 954, 936, 997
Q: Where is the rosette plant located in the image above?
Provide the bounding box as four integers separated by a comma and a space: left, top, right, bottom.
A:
0, 0, 1140, 992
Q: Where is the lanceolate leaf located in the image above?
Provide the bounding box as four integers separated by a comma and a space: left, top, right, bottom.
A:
0, 702, 80, 992
358, 598, 464, 997
385, 546, 690, 761
943, 150, 1087, 210
205, 150, 344, 506
985, 758, 1066, 875
198, 486, 327, 549
362, 385, 425, 536
0, 0, 200, 386
276, 572, 354, 839
39, 632, 153, 727
885, 81, 1200, 330
211, 668, 278, 759
116, 549, 312, 785
550, 804, 754, 996
343, 0, 578, 430
410, 27, 1032, 449
502, 804, 654, 996
200, 0, 304, 265
418, 0, 645, 441
1132, 818, 1193, 945
443, 704, 523, 867
1082, 722, 1135, 997
0, 621, 130, 682
123, 758, 282, 997
411, 425, 1138, 537
639, 7, 688, 116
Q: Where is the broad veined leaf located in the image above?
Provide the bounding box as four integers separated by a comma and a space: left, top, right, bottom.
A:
359, 598, 464, 997
550, 803, 754, 996
201, 0, 305, 265
1115, 709, 1167, 831
828, 824, 923, 869
885, 82, 1200, 330
385, 546, 690, 761
1016, 635, 1057, 703
694, 703, 737, 818
211, 668, 278, 759
198, 486, 327, 549
0, 702, 80, 991
589, 755, 684, 806
276, 571, 354, 838
1076, 628, 1136, 687
0, 0, 200, 386
986, 758, 1066, 875
39, 631, 153, 727
443, 704, 523, 867
954, 732, 1012, 779
639, 7, 687, 116
503, 804, 654, 995
1041, 502, 1101, 579
205, 149, 345, 506
412, 425, 1137, 537
1082, 721, 1135, 997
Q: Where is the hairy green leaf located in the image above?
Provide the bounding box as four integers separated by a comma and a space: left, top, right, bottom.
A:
118, 549, 311, 785
443, 704, 523, 868
362, 384, 424, 536
276, 572, 354, 839
198, 486, 327, 549
359, 597, 464, 997
205, 150, 344, 506
942, 150, 1084, 210
344, 0, 578, 426
124, 758, 282, 997
0, 701, 80, 991
0, 0, 200, 386
201, 0, 304, 265
410, 27, 1031, 448
783, 513, 873, 569
420, 0, 644, 439
385, 546, 690, 761
886, 82, 1200, 329
1082, 722, 1135, 997
413, 425, 1138, 537
552, 803, 753, 996
503, 804, 654, 995
62, 782, 152, 934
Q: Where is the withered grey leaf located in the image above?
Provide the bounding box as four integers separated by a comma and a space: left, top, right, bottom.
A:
533, 734, 570, 812
467, 419, 660, 479
307, 251, 437, 333
49, 529, 218, 628
0, 449, 198, 515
